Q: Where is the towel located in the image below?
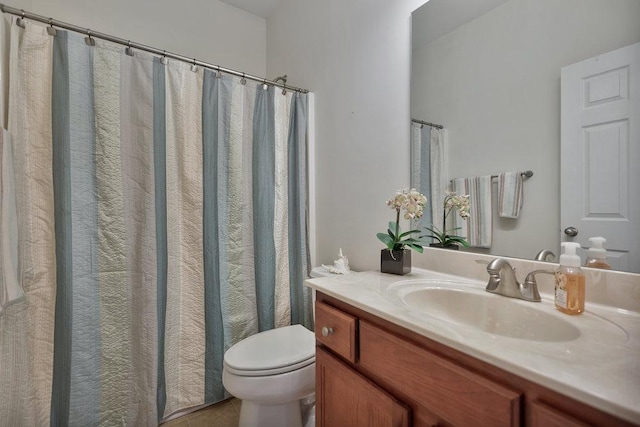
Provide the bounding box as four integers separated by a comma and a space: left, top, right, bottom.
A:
498, 172, 523, 218
453, 176, 492, 248
0, 128, 24, 315
429, 128, 445, 234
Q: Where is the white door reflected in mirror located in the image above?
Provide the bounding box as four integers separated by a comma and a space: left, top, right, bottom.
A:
561, 42, 640, 273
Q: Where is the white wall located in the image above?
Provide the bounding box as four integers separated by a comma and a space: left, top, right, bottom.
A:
17, 0, 266, 75
267, 0, 425, 271
0, 0, 267, 127
2, 0, 426, 273
411, 0, 640, 260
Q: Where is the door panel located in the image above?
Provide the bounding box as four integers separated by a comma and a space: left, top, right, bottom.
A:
561, 42, 640, 272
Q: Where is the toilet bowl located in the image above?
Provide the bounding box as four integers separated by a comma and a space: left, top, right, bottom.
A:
222, 324, 316, 427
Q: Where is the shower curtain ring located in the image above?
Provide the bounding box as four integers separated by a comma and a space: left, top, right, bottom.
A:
215, 66, 222, 78
16, 9, 26, 28
85, 29, 96, 46
240, 73, 246, 85
125, 40, 134, 56
191, 58, 198, 72
262, 79, 268, 90
47, 18, 57, 35
160, 50, 168, 65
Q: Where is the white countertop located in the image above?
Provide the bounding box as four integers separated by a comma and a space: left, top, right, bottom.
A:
305, 268, 640, 424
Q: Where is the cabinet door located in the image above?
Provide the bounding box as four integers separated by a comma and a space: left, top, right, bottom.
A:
316, 347, 410, 427
529, 401, 589, 427
359, 321, 522, 427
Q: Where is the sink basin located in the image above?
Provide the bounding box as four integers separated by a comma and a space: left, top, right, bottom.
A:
387, 280, 581, 342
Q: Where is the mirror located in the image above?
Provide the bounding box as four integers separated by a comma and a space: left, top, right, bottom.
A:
411, 0, 640, 272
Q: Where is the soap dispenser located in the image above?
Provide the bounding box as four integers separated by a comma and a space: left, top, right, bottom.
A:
555, 242, 585, 315
585, 237, 611, 270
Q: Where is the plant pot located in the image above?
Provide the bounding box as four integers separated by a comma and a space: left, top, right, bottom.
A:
429, 243, 459, 250
380, 249, 411, 275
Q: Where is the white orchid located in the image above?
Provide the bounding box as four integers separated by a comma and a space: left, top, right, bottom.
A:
445, 193, 470, 219
378, 189, 428, 253
422, 192, 471, 248
387, 188, 427, 220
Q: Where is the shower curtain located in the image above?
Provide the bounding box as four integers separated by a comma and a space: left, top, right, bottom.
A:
410, 122, 444, 240
0, 22, 311, 426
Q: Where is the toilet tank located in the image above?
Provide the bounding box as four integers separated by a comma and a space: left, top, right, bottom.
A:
310, 266, 332, 278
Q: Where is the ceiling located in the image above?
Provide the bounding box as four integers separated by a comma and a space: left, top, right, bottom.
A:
219, 0, 284, 19
412, 0, 509, 49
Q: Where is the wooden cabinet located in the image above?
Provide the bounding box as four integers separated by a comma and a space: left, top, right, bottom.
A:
316, 347, 410, 427
359, 320, 520, 427
315, 301, 358, 363
314, 294, 637, 427
529, 401, 589, 427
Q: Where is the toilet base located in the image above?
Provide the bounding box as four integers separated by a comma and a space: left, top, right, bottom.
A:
238, 399, 302, 427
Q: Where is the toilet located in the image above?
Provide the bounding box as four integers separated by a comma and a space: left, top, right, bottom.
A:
222, 268, 331, 427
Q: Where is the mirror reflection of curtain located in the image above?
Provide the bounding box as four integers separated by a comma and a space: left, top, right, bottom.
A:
410, 123, 444, 243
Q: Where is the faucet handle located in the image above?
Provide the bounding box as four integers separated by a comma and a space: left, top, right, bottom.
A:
524, 269, 556, 286
521, 269, 554, 302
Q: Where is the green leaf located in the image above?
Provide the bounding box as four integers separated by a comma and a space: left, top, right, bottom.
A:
392, 243, 405, 251
446, 236, 470, 247
376, 233, 394, 249
407, 244, 424, 253
419, 234, 443, 242
423, 225, 443, 234
398, 229, 420, 239
444, 226, 463, 233
403, 237, 422, 244
388, 221, 399, 233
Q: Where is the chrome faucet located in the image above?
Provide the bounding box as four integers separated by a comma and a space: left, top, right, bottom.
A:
523, 269, 556, 291
485, 258, 541, 302
534, 249, 556, 262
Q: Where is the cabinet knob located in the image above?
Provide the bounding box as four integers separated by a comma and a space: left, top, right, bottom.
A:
321, 326, 334, 337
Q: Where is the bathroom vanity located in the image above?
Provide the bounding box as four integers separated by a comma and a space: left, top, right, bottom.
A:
306, 267, 640, 427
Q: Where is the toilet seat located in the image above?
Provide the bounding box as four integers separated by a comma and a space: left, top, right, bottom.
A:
224, 324, 315, 377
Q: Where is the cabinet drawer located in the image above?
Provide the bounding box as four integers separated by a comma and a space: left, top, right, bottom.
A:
359, 321, 522, 427
315, 301, 358, 363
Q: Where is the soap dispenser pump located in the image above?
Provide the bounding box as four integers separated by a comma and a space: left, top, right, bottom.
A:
555, 242, 585, 315
585, 237, 611, 270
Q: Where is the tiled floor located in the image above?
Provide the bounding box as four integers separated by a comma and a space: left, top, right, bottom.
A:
161, 398, 240, 427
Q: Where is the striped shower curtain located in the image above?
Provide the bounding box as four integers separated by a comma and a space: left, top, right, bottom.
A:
0, 22, 311, 426
410, 122, 444, 241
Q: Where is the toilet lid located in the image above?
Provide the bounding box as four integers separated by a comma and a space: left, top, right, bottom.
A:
224, 325, 315, 376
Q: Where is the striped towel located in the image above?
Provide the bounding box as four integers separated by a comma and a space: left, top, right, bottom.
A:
498, 172, 523, 218
0, 128, 24, 315
453, 176, 492, 248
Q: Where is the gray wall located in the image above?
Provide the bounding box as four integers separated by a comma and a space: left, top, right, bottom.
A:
267, 0, 425, 270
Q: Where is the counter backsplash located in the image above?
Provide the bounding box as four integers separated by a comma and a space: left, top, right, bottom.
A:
412, 247, 640, 313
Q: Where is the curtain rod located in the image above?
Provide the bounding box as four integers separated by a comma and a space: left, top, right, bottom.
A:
411, 118, 443, 129
0, 3, 309, 94
450, 170, 534, 183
